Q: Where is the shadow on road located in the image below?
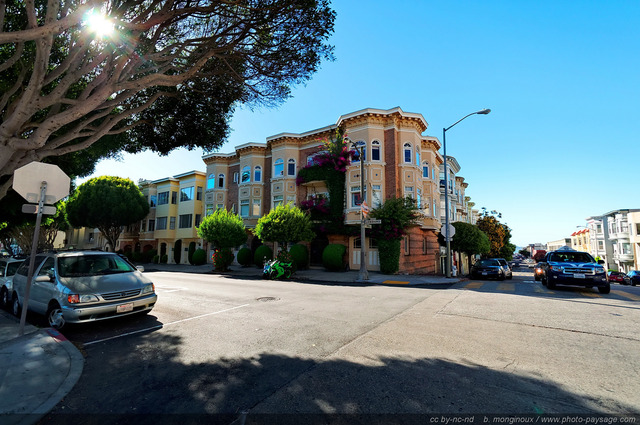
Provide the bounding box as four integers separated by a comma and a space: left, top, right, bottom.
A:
39, 330, 636, 425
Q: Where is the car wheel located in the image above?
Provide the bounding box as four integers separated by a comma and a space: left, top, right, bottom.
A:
534, 276, 540, 281
508, 274, 513, 280
46, 303, 66, 330
546, 279, 556, 290
499, 273, 505, 281
598, 284, 610, 294
11, 295, 20, 317
0, 287, 8, 309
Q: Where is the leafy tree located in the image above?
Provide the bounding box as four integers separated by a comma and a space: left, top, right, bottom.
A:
476, 215, 507, 258
254, 203, 315, 247
369, 197, 420, 274
65, 176, 149, 251
450, 222, 491, 272
519, 248, 531, 258
197, 209, 247, 251
0, 0, 336, 200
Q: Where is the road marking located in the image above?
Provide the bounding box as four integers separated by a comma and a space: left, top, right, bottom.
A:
84, 304, 250, 346
611, 290, 640, 301
534, 286, 554, 294
382, 280, 409, 285
497, 283, 515, 291
465, 282, 484, 289
155, 285, 188, 293
580, 291, 601, 298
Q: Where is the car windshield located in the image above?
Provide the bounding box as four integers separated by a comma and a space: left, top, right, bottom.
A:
549, 252, 594, 263
58, 254, 135, 277
477, 260, 499, 267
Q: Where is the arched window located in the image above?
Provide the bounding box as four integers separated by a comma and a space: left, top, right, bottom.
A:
217, 174, 225, 188
371, 140, 381, 161
207, 173, 215, 189
241, 166, 250, 183
404, 143, 412, 163
274, 158, 284, 177
422, 161, 430, 179
352, 140, 366, 163
287, 159, 296, 176
254, 166, 262, 182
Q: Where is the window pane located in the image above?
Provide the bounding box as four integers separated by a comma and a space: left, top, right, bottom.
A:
274, 159, 284, 177
241, 167, 250, 183
288, 159, 296, 176
254, 166, 262, 182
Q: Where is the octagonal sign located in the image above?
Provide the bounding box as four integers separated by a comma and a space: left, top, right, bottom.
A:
13, 162, 70, 204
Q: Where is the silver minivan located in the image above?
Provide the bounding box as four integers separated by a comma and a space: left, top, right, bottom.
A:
0, 257, 25, 308
10, 251, 157, 329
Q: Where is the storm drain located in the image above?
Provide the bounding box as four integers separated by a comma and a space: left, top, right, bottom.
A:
256, 296, 279, 302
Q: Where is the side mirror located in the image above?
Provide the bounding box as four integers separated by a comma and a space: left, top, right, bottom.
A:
597, 260, 605, 265
35, 274, 54, 283
136, 265, 145, 273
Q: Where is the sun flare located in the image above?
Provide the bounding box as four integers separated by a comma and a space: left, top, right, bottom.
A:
84, 11, 115, 38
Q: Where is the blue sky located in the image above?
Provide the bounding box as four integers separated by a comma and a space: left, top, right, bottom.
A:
84, 1, 640, 247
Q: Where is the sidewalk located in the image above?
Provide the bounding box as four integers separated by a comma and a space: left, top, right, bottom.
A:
0, 263, 461, 424
0, 309, 84, 425
145, 262, 465, 287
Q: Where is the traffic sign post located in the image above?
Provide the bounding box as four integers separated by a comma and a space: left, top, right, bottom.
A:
12, 162, 70, 336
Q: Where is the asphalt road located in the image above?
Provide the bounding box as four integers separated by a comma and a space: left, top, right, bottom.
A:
39, 267, 640, 423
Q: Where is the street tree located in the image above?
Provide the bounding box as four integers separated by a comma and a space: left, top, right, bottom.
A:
450, 222, 490, 272
254, 203, 315, 249
65, 176, 149, 251
533, 250, 547, 262
197, 209, 247, 250
476, 215, 507, 258
0, 0, 336, 200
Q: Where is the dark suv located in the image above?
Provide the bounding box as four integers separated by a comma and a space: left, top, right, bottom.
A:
539, 247, 608, 294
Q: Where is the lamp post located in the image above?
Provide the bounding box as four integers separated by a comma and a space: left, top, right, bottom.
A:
346, 138, 369, 281
443, 108, 490, 278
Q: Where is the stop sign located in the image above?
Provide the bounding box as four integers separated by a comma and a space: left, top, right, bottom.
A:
13, 162, 70, 204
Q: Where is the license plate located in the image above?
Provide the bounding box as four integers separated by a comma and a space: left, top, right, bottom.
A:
482, 272, 488, 275
574, 273, 586, 279
117, 303, 134, 313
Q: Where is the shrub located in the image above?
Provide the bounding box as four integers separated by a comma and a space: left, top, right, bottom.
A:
132, 251, 143, 263
289, 244, 309, 270
322, 244, 346, 272
188, 242, 196, 265
192, 248, 207, 265
254, 245, 273, 266
213, 248, 234, 271
160, 255, 168, 264
143, 249, 157, 263
237, 247, 253, 267
378, 239, 401, 274
152, 255, 160, 264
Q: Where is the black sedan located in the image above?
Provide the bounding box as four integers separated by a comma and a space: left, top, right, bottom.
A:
471, 259, 507, 280
623, 270, 639, 286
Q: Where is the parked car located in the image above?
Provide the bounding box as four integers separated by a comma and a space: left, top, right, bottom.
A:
471, 259, 507, 280
606, 271, 626, 284
623, 270, 639, 286
491, 258, 513, 279
534, 263, 545, 281
8, 251, 157, 329
0, 258, 25, 308
538, 247, 609, 294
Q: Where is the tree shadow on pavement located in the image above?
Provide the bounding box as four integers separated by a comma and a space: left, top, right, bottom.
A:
39, 331, 637, 425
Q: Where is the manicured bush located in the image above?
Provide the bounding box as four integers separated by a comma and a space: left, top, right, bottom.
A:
160, 255, 168, 264
237, 247, 253, 267
213, 248, 234, 271
188, 242, 196, 265
322, 244, 346, 272
254, 245, 273, 266
192, 248, 207, 265
143, 249, 157, 263
378, 239, 401, 274
132, 251, 143, 263
289, 244, 309, 270
152, 255, 160, 264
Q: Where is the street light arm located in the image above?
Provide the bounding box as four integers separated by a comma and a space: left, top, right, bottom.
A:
444, 109, 491, 132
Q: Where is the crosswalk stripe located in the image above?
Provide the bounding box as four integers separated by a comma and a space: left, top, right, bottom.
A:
497, 283, 515, 291
580, 291, 601, 298
534, 286, 554, 294
465, 282, 484, 289
611, 290, 640, 301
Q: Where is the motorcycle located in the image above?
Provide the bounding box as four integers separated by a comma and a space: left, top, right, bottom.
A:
263, 258, 294, 280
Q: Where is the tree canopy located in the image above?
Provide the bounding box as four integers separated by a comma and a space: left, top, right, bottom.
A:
476, 215, 510, 258
197, 208, 247, 250
0, 0, 336, 200
65, 176, 149, 250
254, 203, 315, 247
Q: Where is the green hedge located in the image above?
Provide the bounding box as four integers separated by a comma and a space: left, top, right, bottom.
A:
378, 239, 401, 274
254, 245, 273, 266
322, 244, 346, 272
237, 247, 253, 267
192, 248, 207, 265
289, 244, 309, 270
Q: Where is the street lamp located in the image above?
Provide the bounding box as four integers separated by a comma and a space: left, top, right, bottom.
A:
443, 108, 490, 278
345, 138, 369, 281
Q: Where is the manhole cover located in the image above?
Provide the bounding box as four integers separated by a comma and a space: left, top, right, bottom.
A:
257, 297, 278, 302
